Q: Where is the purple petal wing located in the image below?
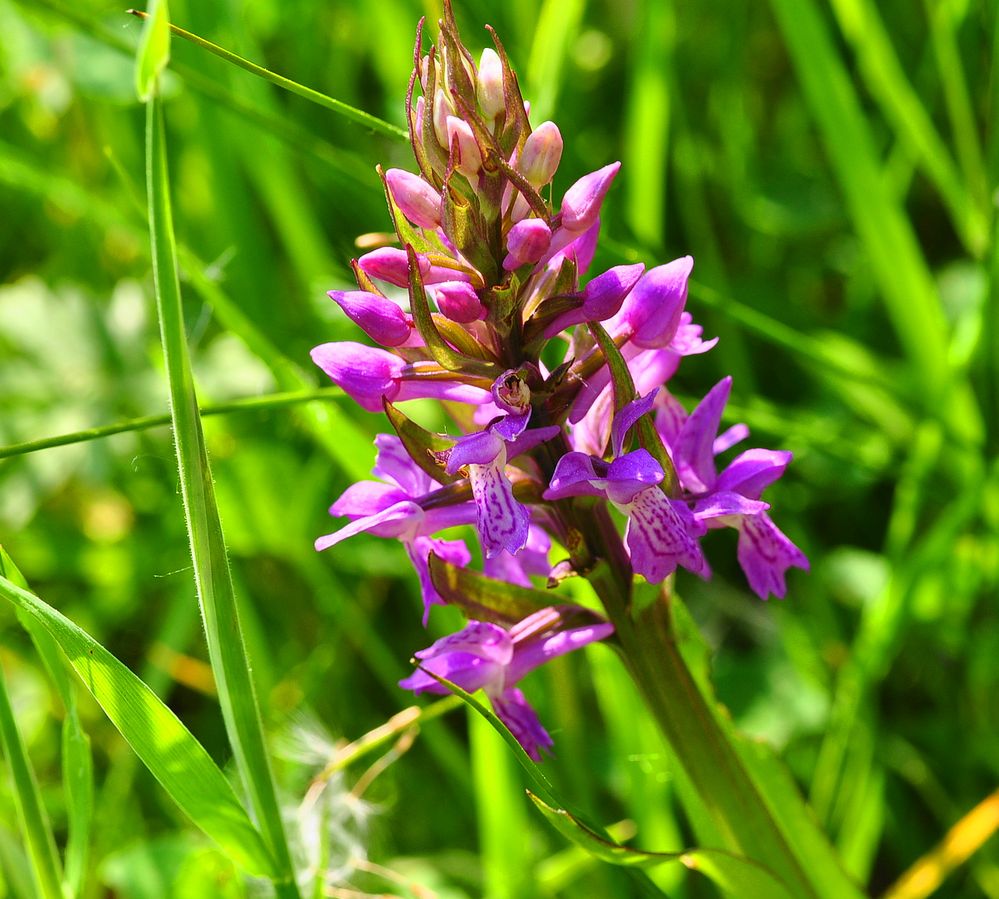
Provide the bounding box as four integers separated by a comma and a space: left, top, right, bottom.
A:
329, 481, 409, 518
737, 512, 809, 600
603, 449, 664, 505
610, 389, 659, 458
408, 536, 472, 626
372, 433, 434, 497
315, 500, 422, 551
447, 429, 504, 472
716, 449, 793, 500
713, 423, 749, 457
507, 620, 615, 683
693, 491, 769, 522
674, 377, 732, 494
544, 452, 606, 500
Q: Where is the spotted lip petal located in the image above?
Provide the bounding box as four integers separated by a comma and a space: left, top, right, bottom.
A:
469, 451, 531, 558
619, 487, 708, 583
737, 512, 809, 600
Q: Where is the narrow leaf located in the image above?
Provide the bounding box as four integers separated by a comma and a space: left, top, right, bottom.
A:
527, 792, 796, 899
1, 550, 93, 899
0, 651, 63, 899
428, 553, 559, 624
145, 93, 301, 897
0, 573, 276, 878
133, 0, 170, 102
383, 400, 458, 486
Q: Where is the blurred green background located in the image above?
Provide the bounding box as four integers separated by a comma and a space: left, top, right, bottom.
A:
1, 0, 997, 896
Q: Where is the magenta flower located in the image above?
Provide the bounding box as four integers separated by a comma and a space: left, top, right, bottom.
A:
400, 608, 614, 760
316, 435, 475, 623
546, 393, 708, 582
657, 377, 809, 599
327, 290, 417, 348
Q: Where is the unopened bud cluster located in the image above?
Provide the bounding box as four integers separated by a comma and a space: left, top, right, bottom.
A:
311, 4, 807, 760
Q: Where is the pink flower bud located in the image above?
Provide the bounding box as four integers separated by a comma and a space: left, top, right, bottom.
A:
328, 290, 413, 347
560, 161, 621, 231
358, 248, 472, 288
503, 218, 552, 270
476, 48, 505, 120
581, 263, 646, 319
385, 168, 441, 230
429, 280, 486, 323
358, 248, 427, 287
446, 116, 483, 179
433, 89, 451, 148
311, 341, 405, 412
608, 256, 694, 348
520, 122, 563, 186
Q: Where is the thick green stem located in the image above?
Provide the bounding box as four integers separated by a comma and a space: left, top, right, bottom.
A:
568, 504, 826, 898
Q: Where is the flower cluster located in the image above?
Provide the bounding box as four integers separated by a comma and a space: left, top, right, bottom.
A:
311, 6, 807, 760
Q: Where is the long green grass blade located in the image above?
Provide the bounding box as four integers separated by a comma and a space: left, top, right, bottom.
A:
623, 0, 673, 247
769, 0, 949, 395
134, 0, 170, 102
1, 550, 93, 899
145, 92, 301, 897
127, 9, 407, 141
525, 0, 585, 122
827, 0, 987, 256
0, 572, 276, 878
0, 388, 343, 460
0, 649, 63, 899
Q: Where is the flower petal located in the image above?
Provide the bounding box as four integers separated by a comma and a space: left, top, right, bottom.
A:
447, 429, 504, 472
603, 449, 664, 505
408, 536, 472, 625
469, 452, 531, 558
544, 452, 606, 500
372, 433, 434, 497
315, 500, 422, 551
674, 377, 731, 494
329, 481, 409, 518
610, 388, 659, 458
716, 449, 792, 501
620, 488, 708, 583
693, 491, 769, 522
737, 512, 809, 600
490, 687, 554, 762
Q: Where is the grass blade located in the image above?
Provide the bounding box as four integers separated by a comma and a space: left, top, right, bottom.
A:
827, 0, 987, 256
0, 572, 277, 879
127, 9, 407, 141
0, 651, 63, 899
768, 0, 949, 394
145, 92, 301, 897
134, 0, 170, 101
0, 388, 343, 460
1, 550, 93, 899
525, 0, 585, 122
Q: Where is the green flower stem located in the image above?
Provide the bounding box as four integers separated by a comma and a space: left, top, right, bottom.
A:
565, 502, 855, 899
0, 661, 64, 899
146, 93, 301, 898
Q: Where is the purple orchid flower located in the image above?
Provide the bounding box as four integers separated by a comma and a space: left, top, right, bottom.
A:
400, 607, 614, 760
657, 377, 810, 599
445, 409, 559, 558
546, 392, 709, 583
315, 434, 476, 624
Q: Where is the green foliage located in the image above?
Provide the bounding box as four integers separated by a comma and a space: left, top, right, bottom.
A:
0, 0, 997, 896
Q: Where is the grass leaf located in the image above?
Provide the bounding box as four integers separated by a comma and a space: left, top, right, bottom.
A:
145, 92, 301, 897
134, 0, 170, 102
0, 572, 277, 879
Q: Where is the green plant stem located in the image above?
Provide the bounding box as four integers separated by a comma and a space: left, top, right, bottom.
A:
127, 9, 407, 142
146, 93, 301, 898
0, 388, 342, 460
0, 660, 64, 899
